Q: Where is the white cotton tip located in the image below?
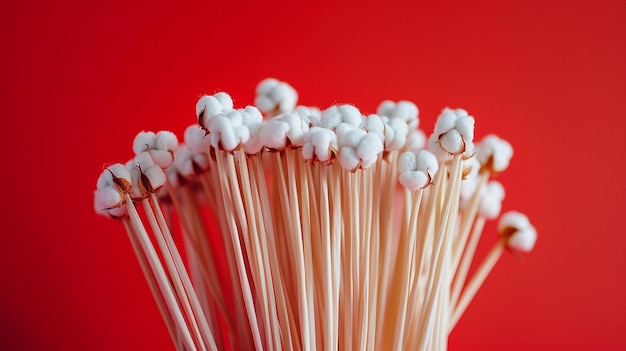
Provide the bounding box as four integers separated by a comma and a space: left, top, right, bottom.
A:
100, 163, 132, 188
428, 133, 452, 162
295, 105, 322, 126
148, 131, 177, 169
127, 152, 167, 199
335, 124, 383, 170
338, 146, 360, 171
407, 129, 427, 153
196, 93, 233, 130
241, 106, 263, 131
377, 100, 419, 128
363, 114, 385, 137
208, 114, 241, 151
155, 131, 178, 153
433, 108, 475, 155
337, 126, 366, 148
498, 211, 537, 252
214, 92, 234, 111
184, 124, 211, 154
399, 171, 430, 191
460, 157, 482, 206
398, 150, 438, 190
173, 145, 209, 178
94, 186, 124, 210
133, 131, 156, 155
385, 117, 410, 151
415, 150, 439, 178
302, 127, 337, 162
280, 112, 310, 147
356, 133, 384, 168
132, 130, 178, 168
254, 78, 298, 115
398, 151, 417, 174
321, 105, 362, 130
260, 118, 290, 150
476, 134, 514, 173
478, 181, 505, 220
94, 191, 128, 219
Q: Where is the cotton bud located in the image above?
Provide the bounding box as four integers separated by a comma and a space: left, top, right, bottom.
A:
255, 78, 298, 115
398, 150, 439, 191
433, 108, 475, 155
476, 134, 514, 173
498, 211, 537, 252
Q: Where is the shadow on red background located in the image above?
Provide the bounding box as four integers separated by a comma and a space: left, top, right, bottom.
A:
1, 0, 625, 350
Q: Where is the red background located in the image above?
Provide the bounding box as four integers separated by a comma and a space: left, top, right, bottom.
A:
2, 0, 625, 350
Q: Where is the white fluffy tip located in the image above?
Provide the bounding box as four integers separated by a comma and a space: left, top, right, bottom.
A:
498, 211, 537, 252
476, 134, 514, 173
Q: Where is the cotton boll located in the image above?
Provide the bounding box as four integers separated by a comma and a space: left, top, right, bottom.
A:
399, 171, 429, 191
455, 116, 475, 143
254, 78, 298, 115
295, 106, 322, 126
94, 186, 124, 210
321, 105, 361, 130
149, 149, 175, 169
106, 163, 132, 186
386, 117, 410, 151
338, 127, 366, 149
364, 114, 386, 139
338, 105, 361, 126
377, 100, 419, 128
398, 151, 417, 173
214, 92, 233, 112
241, 106, 263, 132
478, 181, 505, 220
356, 133, 384, 168
507, 226, 537, 252
143, 165, 167, 191
209, 115, 237, 150
321, 106, 343, 130
260, 119, 290, 150
338, 146, 360, 171
184, 125, 211, 154
415, 150, 439, 178
155, 131, 178, 153
407, 129, 427, 153
196, 95, 224, 124
281, 112, 310, 147
428, 133, 453, 162
377, 100, 396, 117
133, 131, 156, 155
302, 127, 337, 162
498, 211, 537, 252
434, 108, 458, 136
476, 135, 514, 173
440, 129, 464, 154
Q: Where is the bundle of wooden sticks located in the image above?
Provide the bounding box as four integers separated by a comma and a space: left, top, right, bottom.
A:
94, 78, 536, 351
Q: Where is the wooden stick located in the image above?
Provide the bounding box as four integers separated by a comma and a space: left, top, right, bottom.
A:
124, 196, 197, 351
449, 238, 505, 330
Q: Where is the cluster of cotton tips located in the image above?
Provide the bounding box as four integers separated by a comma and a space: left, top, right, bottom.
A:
498, 211, 538, 252
254, 78, 298, 116
429, 108, 475, 160
398, 150, 439, 191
